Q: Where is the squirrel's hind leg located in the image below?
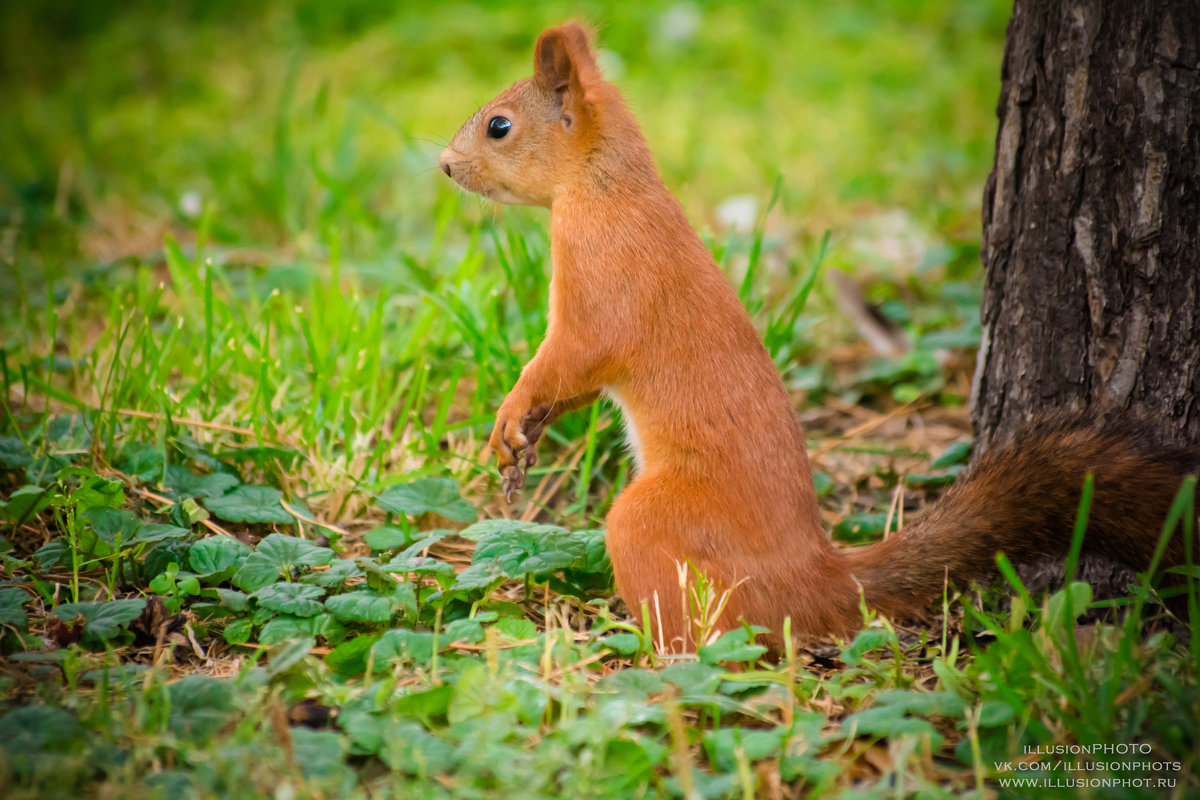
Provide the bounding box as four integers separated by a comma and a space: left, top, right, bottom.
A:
606, 474, 864, 656
605, 475, 761, 654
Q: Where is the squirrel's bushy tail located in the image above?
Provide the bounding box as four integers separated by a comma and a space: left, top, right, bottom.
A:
846, 409, 1200, 618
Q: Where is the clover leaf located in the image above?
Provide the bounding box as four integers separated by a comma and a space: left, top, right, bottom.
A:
377, 478, 476, 522
188, 536, 252, 581
325, 590, 402, 624
0, 587, 31, 629
252, 583, 326, 617
232, 533, 333, 592
204, 485, 296, 525
51, 598, 147, 641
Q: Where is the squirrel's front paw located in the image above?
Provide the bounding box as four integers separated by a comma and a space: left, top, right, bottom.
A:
519, 404, 556, 452
490, 405, 533, 502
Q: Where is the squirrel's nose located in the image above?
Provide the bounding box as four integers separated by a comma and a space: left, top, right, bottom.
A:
438, 148, 453, 178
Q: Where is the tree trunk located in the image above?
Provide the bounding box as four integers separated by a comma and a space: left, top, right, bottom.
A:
972, 0, 1200, 452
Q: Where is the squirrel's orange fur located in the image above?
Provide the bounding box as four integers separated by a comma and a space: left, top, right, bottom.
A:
440, 23, 1197, 652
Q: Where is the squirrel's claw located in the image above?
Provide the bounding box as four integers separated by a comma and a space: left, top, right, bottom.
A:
502, 464, 526, 502
492, 407, 536, 502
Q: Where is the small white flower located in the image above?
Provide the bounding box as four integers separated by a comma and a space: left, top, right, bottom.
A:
180, 191, 203, 218
596, 49, 625, 81
715, 194, 758, 233
659, 3, 701, 44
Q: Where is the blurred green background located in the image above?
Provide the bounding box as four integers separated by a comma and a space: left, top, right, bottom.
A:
0, 0, 1011, 516
2, 0, 1008, 262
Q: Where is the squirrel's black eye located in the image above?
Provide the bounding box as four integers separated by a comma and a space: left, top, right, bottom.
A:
487, 116, 512, 139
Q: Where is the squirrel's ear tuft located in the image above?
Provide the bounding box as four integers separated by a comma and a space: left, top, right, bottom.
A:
534, 22, 600, 96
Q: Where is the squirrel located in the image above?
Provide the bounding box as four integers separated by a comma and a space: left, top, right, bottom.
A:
439, 22, 1198, 653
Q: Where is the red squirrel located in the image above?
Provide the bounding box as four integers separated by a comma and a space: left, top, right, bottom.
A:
439, 22, 1197, 652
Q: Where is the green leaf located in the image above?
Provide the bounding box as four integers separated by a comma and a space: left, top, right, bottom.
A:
324, 590, 399, 624
215, 445, 301, 468
259, 613, 345, 646
133, 522, 192, 544
204, 485, 296, 525
379, 721, 456, 774
178, 572, 201, 595
841, 628, 898, 665
396, 529, 457, 559
931, 439, 973, 468
843, 706, 942, 749
703, 727, 785, 772
380, 556, 457, 586
976, 700, 1015, 728
372, 628, 436, 665
176, 498, 209, 526
698, 628, 768, 666
904, 466, 963, 488
167, 674, 238, 742
290, 728, 349, 781
2, 485, 53, 524
377, 478, 476, 522
233, 533, 333, 592
0, 587, 31, 629
339, 705, 385, 755
0, 436, 34, 469
26, 454, 71, 483
300, 558, 364, 587
324, 634, 380, 676
495, 617, 536, 641
253, 583, 326, 617
188, 536, 252, 580
266, 636, 314, 677
832, 512, 890, 543
358, 558, 401, 594
51, 598, 147, 640
364, 526, 409, 550
114, 442, 163, 480
70, 475, 126, 513
149, 570, 175, 594
223, 617, 254, 645
600, 632, 642, 655
660, 662, 724, 694
394, 685, 454, 721
597, 669, 665, 697
443, 617, 484, 645
1046, 581, 1092, 627
84, 508, 139, 547
451, 560, 508, 592
144, 540, 193, 578
509, 678, 549, 726
873, 689, 967, 719
81, 664, 152, 689
597, 737, 665, 794
0, 705, 84, 756
447, 662, 518, 723
453, 520, 609, 592
259, 532, 334, 567
458, 519, 565, 541
162, 465, 240, 500
33, 539, 71, 569
208, 587, 250, 612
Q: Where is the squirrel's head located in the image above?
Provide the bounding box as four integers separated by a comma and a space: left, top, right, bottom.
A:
440, 22, 644, 208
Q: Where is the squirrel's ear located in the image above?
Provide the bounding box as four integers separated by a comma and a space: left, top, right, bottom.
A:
534, 22, 600, 121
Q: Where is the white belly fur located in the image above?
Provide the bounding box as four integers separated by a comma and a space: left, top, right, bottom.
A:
603, 387, 643, 471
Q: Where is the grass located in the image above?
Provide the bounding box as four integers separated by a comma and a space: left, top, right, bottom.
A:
1, 1, 1198, 798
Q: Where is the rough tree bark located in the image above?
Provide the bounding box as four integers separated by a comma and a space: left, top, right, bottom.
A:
972, 0, 1200, 451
